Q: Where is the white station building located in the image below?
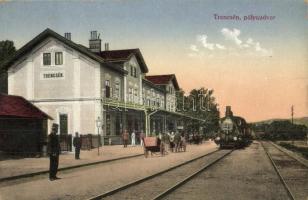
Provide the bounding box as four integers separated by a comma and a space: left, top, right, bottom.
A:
4, 28, 203, 145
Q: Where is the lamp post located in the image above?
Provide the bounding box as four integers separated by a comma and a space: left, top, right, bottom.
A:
96, 116, 102, 156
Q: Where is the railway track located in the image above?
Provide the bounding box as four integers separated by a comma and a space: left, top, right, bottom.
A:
261, 141, 308, 200
87, 149, 233, 200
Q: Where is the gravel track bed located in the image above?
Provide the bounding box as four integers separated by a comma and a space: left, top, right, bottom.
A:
263, 141, 308, 200
101, 150, 230, 200
163, 141, 291, 200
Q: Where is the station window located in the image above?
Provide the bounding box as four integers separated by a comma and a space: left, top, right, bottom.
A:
133, 67, 137, 77
105, 80, 110, 98
55, 52, 63, 65
134, 88, 138, 103
128, 88, 133, 102
43, 53, 51, 65
115, 82, 120, 100
130, 66, 133, 76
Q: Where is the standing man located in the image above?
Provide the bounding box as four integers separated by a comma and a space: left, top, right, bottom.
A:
73, 132, 82, 159
131, 130, 136, 146
169, 132, 175, 152
48, 123, 61, 181
174, 132, 181, 152
122, 129, 129, 148
140, 131, 145, 146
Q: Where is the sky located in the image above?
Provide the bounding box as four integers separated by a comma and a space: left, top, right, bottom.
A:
0, 0, 307, 122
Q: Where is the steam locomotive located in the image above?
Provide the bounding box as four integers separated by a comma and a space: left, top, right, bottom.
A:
215, 106, 251, 148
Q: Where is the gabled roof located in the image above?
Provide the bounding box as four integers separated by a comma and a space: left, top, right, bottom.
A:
0, 94, 52, 119
142, 78, 166, 93
145, 74, 180, 90
96, 49, 149, 73
2, 28, 127, 74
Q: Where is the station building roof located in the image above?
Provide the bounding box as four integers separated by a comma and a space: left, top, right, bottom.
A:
96, 49, 149, 73
145, 74, 180, 90
2, 28, 127, 75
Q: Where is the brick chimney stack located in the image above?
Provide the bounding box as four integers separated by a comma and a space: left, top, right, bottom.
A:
89, 31, 101, 53
104, 43, 110, 51
64, 32, 71, 40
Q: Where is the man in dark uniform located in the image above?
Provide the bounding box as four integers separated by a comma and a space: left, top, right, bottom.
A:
73, 132, 82, 159
48, 123, 61, 181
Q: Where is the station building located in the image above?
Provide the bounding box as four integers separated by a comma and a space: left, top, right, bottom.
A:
3, 28, 203, 145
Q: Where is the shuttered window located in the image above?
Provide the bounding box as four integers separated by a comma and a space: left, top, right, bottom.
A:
105, 80, 110, 98
43, 53, 51, 65
55, 52, 63, 65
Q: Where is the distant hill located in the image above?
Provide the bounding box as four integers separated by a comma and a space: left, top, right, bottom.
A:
294, 117, 308, 127
252, 117, 308, 127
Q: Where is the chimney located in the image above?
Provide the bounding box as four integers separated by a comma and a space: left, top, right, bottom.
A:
64, 32, 71, 40
89, 31, 101, 53
104, 43, 110, 51
225, 106, 233, 117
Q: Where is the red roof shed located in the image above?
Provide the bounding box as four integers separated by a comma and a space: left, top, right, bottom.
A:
0, 94, 52, 119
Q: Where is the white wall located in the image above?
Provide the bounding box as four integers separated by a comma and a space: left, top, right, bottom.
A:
166, 82, 176, 112
125, 56, 142, 104
8, 37, 102, 135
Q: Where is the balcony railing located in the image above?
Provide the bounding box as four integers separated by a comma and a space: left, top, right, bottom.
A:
103, 98, 147, 111
102, 98, 204, 122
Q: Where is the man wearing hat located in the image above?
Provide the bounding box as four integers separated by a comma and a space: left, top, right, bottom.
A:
48, 123, 61, 181
73, 132, 82, 159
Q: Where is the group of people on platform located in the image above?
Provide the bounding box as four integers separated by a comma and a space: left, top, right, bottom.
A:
121, 130, 203, 153
48, 122, 203, 181
122, 130, 145, 148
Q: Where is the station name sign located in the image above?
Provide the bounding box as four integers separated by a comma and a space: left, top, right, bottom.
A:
40, 70, 65, 80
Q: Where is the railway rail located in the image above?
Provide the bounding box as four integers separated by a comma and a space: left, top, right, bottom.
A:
261, 141, 308, 200
86, 149, 233, 200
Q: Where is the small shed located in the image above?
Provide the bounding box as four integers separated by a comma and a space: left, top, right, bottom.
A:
0, 94, 52, 155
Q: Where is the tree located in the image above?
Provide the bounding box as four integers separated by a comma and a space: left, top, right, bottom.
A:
251, 120, 307, 140
0, 40, 16, 94
176, 87, 220, 136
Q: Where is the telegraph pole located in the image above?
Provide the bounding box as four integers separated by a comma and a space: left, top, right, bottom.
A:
291, 105, 294, 144
291, 105, 294, 124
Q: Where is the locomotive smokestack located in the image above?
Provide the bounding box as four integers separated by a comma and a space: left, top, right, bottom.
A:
225, 106, 233, 117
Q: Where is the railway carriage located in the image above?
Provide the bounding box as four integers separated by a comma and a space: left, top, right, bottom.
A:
215, 106, 251, 148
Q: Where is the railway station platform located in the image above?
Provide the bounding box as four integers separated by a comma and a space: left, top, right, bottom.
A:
0, 141, 217, 182
0, 145, 144, 181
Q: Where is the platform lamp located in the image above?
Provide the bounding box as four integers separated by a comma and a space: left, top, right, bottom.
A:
96, 116, 102, 155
